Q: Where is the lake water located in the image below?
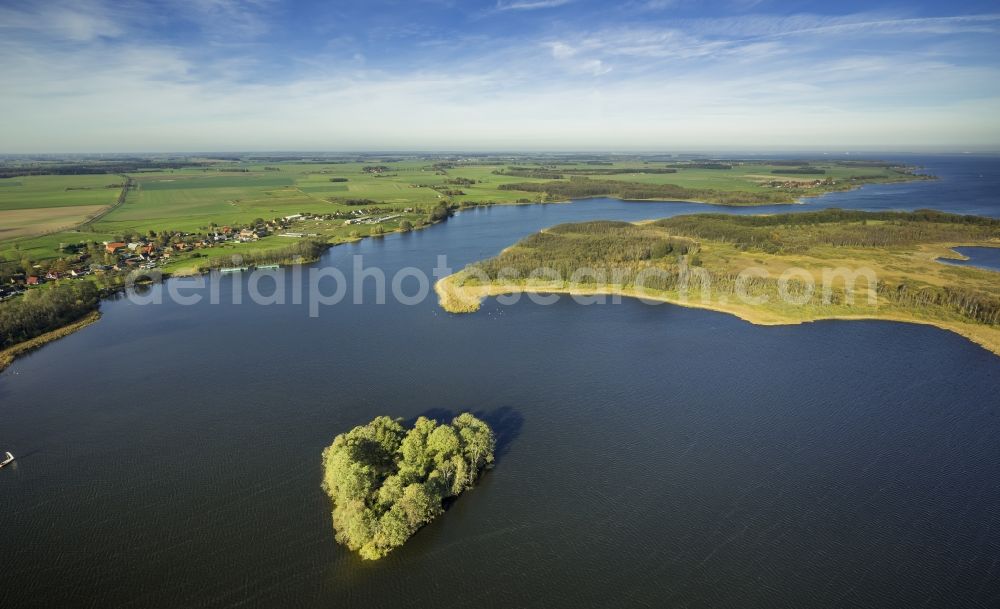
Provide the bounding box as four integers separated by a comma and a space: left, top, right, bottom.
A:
938, 246, 1000, 272
2, 155, 1000, 609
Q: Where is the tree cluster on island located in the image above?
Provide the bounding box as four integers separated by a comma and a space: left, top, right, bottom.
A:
321, 413, 496, 560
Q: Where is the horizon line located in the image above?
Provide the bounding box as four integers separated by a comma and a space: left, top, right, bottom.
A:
2, 148, 999, 157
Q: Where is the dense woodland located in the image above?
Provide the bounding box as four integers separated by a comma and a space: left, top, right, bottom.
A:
0, 281, 100, 349
473, 221, 697, 282
652, 209, 1000, 253
322, 414, 495, 560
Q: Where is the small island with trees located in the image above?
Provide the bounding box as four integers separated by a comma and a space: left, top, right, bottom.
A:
321, 413, 496, 560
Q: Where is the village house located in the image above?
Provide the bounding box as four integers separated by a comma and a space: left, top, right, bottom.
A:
105, 241, 126, 254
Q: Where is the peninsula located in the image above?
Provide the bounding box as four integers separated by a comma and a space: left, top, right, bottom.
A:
436, 210, 1000, 356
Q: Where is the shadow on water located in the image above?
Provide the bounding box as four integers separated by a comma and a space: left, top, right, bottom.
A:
413, 406, 524, 465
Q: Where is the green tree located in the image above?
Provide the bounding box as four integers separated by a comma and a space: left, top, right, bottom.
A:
453, 412, 496, 481
427, 424, 460, 465
321, 413, 496, 560
399, 416, 436, 481
428, 202, 452, 223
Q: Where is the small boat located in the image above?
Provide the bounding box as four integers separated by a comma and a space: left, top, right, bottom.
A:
0, 452, 13, 468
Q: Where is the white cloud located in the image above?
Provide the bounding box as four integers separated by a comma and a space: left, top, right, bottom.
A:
0, 3, 998, 151
547, 41, 577, 59
639, 0, 679, 10
495, 0, 575, 11
686, 13, 1000, 39
546, 42, 612, 75
0, 0, 125, 42
580, 59, 612, 75
178, 0, 277, 38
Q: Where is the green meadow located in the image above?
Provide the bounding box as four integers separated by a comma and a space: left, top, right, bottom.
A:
0, 157, 926, 265
0, 174, 125, 241
592, 163, 910, 191
0, 174, 123, 211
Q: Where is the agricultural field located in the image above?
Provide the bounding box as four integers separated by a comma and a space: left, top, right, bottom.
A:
0, 173, 125, 241
89, 161, 542, 236
590, 162, 912, 192
0, 205, 110, 241
0, 156, 926, 266
0, 174, 123, 211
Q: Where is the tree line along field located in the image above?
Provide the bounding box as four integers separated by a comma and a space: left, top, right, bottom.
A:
0, 157, 927, 264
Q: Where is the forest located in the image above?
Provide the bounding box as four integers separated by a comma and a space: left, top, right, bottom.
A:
0, 281, 100, 349
473, 221, 697, 283
321, 413, 496, 560
652, 209, 1000, 253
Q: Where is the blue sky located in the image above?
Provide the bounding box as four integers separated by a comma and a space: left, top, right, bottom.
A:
1, 0, 999, 152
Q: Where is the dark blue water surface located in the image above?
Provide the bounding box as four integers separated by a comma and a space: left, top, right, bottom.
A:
938, 246, 1000, 272
1, 155, 999, 609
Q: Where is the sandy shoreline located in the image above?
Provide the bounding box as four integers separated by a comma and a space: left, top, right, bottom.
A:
0, 310, 102, 373
435, 274, 1000, 358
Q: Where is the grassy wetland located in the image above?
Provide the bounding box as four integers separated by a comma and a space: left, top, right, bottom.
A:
436, 210, 1000, 356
